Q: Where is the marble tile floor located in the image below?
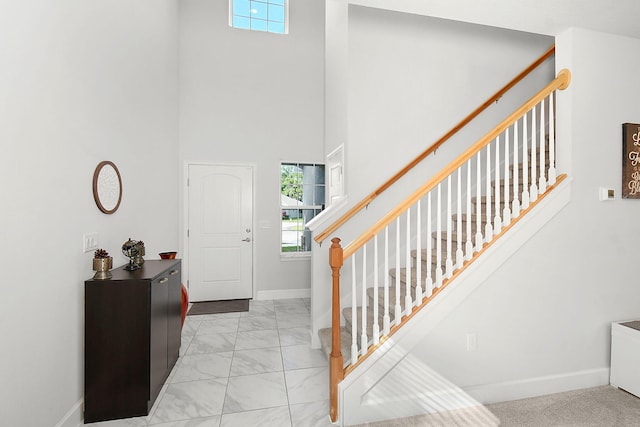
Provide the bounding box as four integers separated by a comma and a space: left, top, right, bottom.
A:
86, 298, 333, 427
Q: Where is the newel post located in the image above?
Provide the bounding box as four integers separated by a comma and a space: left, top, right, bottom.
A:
329, 237, 344, 423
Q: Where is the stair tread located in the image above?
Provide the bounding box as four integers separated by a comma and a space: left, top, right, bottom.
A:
430, 229, 477, 242
318, 327, 353, 366
472, 195, 509, 205
389, 267, 437, 285
342, 306, 382, 338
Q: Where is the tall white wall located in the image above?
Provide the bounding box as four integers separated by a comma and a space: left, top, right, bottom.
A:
0, 1, 179, 426
179, 0, 325, 298
313, 5, 554, 342
347, 6, 553, 222
408, 27, 640, 402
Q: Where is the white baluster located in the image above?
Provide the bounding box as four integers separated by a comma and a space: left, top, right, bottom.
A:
415, 200, 423, 306
494, 136, 502, 234
485, 144, 494, 241
383, 227, 390, 335
456, 169, 463, 269
435, 184, 443, 288
548, 91, 557, 185
503, 128, 511, 226
512, 119, 521, 218
361, 244, 367, 357
475, 153, 483, 251
426, 192, 433, 297
465, 159, 473, 261
521, 111, 530, 209
445, 177, 453, 279
372, 236, 379, 345
394, 217, 402, 324
405, 209, 412, 315
530, 105, 538, 202
351, 256, 358, 364
539, 98, 547, 194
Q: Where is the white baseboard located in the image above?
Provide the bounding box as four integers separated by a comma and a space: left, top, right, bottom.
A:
54, 399, 83, 427
464, 367, 611, 405
256, 288, 310, 301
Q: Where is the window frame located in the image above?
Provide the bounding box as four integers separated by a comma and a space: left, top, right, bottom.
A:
229, 0, 289, 35
280, 161, 325, 258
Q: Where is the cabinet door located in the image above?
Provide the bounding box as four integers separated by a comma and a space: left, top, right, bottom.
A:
150, 276, 169, 403
85, 281, 149, 422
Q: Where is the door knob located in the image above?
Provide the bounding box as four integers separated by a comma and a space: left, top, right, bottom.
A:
242, 237, 251, 242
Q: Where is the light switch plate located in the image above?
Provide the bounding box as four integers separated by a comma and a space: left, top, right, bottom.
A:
83, 232, 99, 252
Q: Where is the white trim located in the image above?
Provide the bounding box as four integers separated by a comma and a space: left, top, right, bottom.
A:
464, 367, 610, 405
54, 399, 83, 427
280, 252, 311, 261
306, 195, 349, 232
256, 288, 310, 300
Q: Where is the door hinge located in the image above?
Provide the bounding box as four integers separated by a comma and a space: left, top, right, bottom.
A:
187, 229, 190, 237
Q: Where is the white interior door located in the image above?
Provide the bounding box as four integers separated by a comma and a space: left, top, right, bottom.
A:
188, 164, 253, 301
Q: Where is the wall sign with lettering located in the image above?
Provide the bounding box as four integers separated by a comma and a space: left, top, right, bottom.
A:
623, 123, 640, 198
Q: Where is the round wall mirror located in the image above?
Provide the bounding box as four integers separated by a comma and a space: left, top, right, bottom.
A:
93, 161, 122, 214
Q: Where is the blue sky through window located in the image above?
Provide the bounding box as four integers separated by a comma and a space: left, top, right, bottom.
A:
231, 0, 288, 34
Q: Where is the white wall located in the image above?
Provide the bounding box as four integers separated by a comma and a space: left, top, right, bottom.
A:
409, 27, 640, 401
312, 5, 554, 343
179, 0, 325, 298
347, 6, 553, 220
0, 1, 179, 425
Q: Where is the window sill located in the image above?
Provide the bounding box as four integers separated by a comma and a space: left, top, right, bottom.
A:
280, 252, 311, 261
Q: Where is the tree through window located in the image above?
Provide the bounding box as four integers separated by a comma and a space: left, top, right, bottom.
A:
280, 162, 325, 254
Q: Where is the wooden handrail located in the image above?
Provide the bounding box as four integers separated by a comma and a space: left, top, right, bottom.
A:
342, 69, 571, 260
314, 44, 556, 244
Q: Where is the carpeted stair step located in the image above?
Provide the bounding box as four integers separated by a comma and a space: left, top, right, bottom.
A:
389, 266, 429, 288
343, 306, 384, 342
318, 326, 353, 366
431, 230, 474, 247
366, 286, 426, 316
451, 213, 490, 233
492, 179, 526, 197
472, 195, 509, 209
414, 251, 449, 270
510, 159, 551, 176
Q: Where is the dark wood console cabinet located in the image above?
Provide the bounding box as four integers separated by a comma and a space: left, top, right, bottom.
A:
84, 259, 182, 423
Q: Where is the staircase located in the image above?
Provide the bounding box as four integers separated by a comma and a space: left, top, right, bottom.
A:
311, 46, 570, 425
318, 146, 552, 365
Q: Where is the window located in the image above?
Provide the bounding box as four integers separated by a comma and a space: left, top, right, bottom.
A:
230, 0, 288, 34
281, 162, 325, 254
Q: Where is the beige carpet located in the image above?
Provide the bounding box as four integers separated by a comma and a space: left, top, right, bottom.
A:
353, 386, 640, 426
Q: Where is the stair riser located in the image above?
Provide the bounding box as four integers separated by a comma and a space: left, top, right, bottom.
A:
367, 287, 431, 317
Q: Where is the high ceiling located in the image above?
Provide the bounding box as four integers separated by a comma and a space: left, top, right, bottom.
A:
350, 0, 640, 40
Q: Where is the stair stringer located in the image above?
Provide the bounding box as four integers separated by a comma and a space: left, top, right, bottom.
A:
337, 177, 572, 426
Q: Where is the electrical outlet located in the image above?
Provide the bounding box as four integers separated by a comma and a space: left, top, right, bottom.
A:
83, 232, 99, 253
466, 333, 477, 352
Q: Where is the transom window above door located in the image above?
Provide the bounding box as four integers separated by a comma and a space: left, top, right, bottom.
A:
230, 0, 288, 34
